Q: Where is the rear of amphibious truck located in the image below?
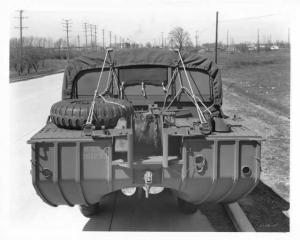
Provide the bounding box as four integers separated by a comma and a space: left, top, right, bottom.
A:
28, 48, 262, 215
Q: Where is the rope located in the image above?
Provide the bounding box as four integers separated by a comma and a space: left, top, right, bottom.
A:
176, 50, 207, 124
87, 49, 126, 126
111, 69, 120, 92
163, 50, 209, 123
195, 96, 212, 115
101, 67, 112, 95
86, 50, 110, 125
181, 87, 206, 123
202, 103, 214, 114
97, 94, 126, 109
162, 68, 178, 109
101, 65, 120, 97
165, 87, 182, 111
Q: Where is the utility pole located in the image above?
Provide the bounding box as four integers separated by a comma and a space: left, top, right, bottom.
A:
94, 25, 97, 50
89, 24, 93, 48
109, 31, 112, 47
102, 29, 105, 50
257, 29, 260, 53
15, 10, 28, 66
83, 22, 88, 53
161, 32, 164, 48
226, 30, 229, 55
62, 19, 72, 62
288, 28, 290, 47
119, 36, 122, 48
114, 35, 117, 48
215, 11, 219, 64
195, 31, 198, 49
77, 35, 80, 49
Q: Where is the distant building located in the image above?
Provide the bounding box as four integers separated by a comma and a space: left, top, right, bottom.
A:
198, 48, 207, 53
227, 46, 237, 53
270, 45, 279, 50
260, 44, 266, 50
247, 44, 257, 51
246, 43, 280, 51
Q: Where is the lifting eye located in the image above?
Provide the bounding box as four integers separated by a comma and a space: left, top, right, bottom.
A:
242, 166, 252, 177
42, 168, 53, 179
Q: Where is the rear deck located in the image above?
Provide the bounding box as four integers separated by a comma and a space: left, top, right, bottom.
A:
29, 119, 262, 143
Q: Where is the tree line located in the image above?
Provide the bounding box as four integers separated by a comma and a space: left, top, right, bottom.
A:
9, 37, 83, 75
10, 27, 289, 76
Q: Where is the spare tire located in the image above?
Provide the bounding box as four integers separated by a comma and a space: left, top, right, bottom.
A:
93, 97, 133, 129
50, 98, 133, 130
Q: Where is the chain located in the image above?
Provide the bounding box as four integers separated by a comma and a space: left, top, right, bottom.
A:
31, 159, 43, 172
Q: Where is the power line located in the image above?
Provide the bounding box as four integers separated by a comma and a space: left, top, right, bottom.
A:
89, 24, 93, 47
83, 22, 89, 51
221, 13, 279, 23
14, 10, 28, 62
94, 25, 97, 50
62, 19, 72, 62
226, 30, 229, 55
77, 35, 80, 48
109, 31, 112, 47
215, 11, 219, 64
257, 29, 260, 53
102, 29, 105, 49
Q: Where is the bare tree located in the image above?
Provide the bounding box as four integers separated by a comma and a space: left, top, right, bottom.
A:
168, 27, 192, 50
54, 38, 64, 59
145, 42, 152, 48
47, 37, 54, 48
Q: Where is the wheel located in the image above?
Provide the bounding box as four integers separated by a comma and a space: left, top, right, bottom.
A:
177, 198, 198, 214
79, 204, 100, 218
50, 98, 133, 130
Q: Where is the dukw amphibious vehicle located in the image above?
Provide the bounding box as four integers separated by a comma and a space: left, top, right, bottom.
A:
28, 48, 262, 216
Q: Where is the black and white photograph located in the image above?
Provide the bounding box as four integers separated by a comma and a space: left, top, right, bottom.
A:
2, 0, 299, 238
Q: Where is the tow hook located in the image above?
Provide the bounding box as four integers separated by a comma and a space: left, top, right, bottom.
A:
144, 171, 152, 198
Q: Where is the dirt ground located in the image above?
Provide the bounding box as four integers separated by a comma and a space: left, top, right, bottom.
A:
215, 50, 290, 231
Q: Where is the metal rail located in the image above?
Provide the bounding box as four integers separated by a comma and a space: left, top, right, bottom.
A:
224, 202, 256, 232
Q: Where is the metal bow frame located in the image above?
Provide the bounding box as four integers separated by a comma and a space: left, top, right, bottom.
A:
86, 48, 125, 127
162, 49, 212, 124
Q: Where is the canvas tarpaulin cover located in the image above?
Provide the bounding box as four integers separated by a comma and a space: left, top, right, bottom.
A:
62, 48, 223, 107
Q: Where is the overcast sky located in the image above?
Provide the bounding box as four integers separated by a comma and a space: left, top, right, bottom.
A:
9, 0, 294, 45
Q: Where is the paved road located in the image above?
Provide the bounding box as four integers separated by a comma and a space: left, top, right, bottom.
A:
5, 74, 234, 237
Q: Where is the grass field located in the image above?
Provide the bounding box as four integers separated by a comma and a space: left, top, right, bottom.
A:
206, 50, 291, 230
204, 50, 290, 116
215, 50, 290, 195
